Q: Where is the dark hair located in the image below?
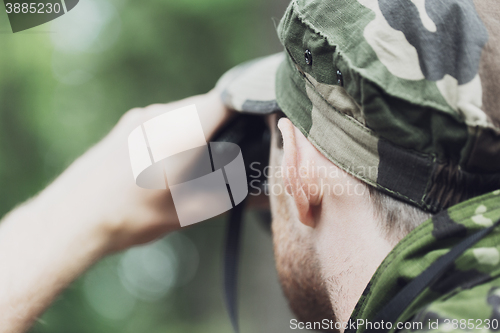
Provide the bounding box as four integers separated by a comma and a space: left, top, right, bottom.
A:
425, 161, 500, 212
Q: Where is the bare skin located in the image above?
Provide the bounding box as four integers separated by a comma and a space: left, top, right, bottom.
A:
0, 90, 230, 333
268, 115, 394, 331
0, 95, 395, 333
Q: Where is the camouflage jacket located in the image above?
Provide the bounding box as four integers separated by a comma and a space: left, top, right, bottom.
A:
349, 190, 500, 333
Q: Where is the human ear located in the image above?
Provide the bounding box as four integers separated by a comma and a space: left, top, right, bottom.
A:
277, 118, 322, 228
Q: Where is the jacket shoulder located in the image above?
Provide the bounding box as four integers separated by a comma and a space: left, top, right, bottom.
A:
399, 279, 500, 333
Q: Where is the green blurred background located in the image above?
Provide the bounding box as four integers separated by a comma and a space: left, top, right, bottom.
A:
0, 0, 314, 332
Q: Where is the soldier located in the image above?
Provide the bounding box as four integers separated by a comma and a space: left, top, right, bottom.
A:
1, 0, 499, 332
218, 0, 500, 331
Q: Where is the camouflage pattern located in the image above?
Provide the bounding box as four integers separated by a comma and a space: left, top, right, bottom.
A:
275, 0, 500, 213
213, 0, 500, 331
217, 0, 500, 213
347, 189, 500, 333
214, 0, 500, 330
216, 53, 283, 115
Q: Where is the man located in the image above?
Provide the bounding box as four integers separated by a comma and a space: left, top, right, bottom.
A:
221, 0, 500, 330
1, 1, 499, 333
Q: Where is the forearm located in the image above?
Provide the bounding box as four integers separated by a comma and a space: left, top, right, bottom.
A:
0, 90, 230, 333
0, 200, 107, 333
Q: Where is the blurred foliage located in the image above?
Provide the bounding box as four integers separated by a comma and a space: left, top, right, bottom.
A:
0, 0, 305, 332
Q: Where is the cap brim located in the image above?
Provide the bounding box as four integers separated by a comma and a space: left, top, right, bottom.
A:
216, 52, 284, 115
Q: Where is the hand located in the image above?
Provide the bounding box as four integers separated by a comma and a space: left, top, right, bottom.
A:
0, 90, 231, 332
31, 89, 231, 254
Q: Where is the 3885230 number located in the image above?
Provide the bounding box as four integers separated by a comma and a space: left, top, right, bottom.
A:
5, 2, 61, 14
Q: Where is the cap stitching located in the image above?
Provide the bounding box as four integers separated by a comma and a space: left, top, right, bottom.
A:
290, 103, 423, 209
299, 66, 430, 208
288, 0, 462, 120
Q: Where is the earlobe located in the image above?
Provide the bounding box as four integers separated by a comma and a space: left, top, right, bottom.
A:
278, 118, 317, 228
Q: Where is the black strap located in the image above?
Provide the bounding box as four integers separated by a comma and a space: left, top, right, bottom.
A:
224, 199, 246, 333
363, 217, 500, 333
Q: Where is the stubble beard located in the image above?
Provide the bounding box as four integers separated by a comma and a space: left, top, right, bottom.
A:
271, 189, 338, 331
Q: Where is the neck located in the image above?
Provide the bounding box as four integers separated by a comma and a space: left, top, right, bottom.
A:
314, 200, 394, 331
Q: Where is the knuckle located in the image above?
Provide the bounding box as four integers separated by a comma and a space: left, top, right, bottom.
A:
120, 108, 145, 126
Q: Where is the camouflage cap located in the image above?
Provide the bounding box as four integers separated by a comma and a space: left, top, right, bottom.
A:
217, 0, 500, 213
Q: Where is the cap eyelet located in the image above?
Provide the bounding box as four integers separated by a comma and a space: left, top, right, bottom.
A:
336, 69, 344, 86
304, 49, 312, 65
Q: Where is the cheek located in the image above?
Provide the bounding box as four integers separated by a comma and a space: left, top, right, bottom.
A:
268, 141, 284, 229
270, 182, 287, 244
268, 137, 300, 252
